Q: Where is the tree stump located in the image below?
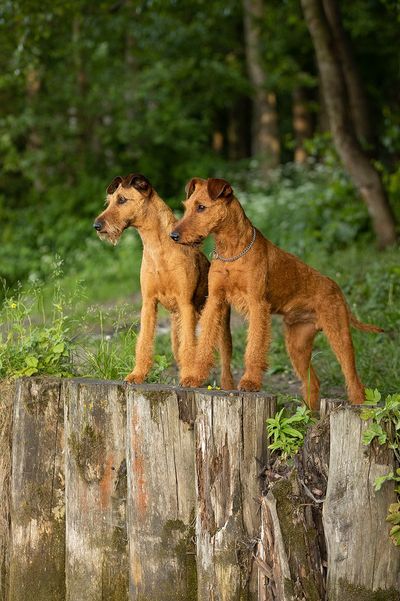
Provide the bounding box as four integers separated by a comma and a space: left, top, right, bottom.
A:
0, 380, 15, 601
64, 379, 128, 601
126, 387, 197, 601
323, 407, 400, 600
8, 378, 65, 601
195, 391, 275, 601
258, 475, 325, 601
258, 413, 331, 601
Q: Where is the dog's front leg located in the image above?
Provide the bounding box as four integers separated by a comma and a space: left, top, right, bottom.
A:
125, 297, 158, 384
238, 299, 271, 392
180, 292, 225, 388
178, 302, 197, 380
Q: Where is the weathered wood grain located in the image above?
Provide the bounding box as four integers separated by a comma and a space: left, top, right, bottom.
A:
0, 380, 15, 601
126, 387, 197, 601
257, 415, 330, 601
8, 378, 65, 601
259, 475, 325, 601
323, 407, 400, 600
64, 379, 128, 601
195, 392, 275, 601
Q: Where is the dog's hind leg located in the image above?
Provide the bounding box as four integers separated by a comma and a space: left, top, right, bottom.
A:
284, 321, 320, 410
318, 301, 365, 404
218, 303, 235, 390
125, 297, 158, 384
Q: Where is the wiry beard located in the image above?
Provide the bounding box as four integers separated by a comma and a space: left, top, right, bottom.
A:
96, 219, 125, 246
97, 232, 120, 246
180, 236, 204, 248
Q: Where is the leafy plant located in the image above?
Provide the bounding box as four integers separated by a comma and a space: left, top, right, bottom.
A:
266, 404, 316, 461
361, 388, 400, 546
386, 502, 400, 547
0, 265, 77, 378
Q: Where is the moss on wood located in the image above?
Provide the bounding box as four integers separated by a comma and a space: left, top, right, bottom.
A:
337, 579, 400, 601
69, 422, 105, 483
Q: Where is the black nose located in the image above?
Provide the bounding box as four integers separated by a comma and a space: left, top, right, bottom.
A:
93, 220, 103, 231
170, 231, 180, 242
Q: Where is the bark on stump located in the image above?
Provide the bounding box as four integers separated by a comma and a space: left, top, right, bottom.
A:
8, 378, 65, 601
64, 379, 128, 601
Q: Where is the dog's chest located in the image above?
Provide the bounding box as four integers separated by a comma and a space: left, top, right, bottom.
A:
213, 266, 251, 313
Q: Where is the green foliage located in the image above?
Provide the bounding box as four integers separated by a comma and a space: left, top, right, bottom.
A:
361, 388, 400, 546
386, 502, 400, 547
266, 405, 316, 461
0, 268, 171, 383
0, 264, 76, 378
239, 160, 371, 257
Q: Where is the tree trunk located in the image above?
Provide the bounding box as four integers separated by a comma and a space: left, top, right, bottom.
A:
243, 0, 280, 177
227, 98, 251, 160
301, 0, 397, 248
292, 87, 313, 164
322, 0, 374, 148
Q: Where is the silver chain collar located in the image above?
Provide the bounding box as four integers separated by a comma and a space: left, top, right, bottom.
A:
211, 227, 256, 262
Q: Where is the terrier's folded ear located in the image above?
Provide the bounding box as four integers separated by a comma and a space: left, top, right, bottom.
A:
123, 173, 152, 197
185, 177, 204, 199
106, 176, 123, 195
207, 178, 233, 201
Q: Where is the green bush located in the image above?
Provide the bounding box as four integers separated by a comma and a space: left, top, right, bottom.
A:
238, 161, 371, 257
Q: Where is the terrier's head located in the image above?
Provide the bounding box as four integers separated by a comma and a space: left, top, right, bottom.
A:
170, 178, 234, 246
93, 173, 153, 245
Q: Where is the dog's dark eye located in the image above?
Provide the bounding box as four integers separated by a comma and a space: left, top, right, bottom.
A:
197, 204, 206, 212
117, 196, 128, 205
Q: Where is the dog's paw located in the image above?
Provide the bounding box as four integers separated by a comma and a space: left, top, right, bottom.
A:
238, 378, 261, 392
124, 372, 145, 384
221, 375, 235, 390
180, 375, 203, 388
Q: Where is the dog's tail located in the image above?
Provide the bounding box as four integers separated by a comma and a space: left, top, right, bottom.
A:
349, 313, 384, 333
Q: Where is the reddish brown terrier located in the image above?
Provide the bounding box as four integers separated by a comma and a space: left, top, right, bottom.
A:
170, 177, 383, 410
94, 173, 234, 389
